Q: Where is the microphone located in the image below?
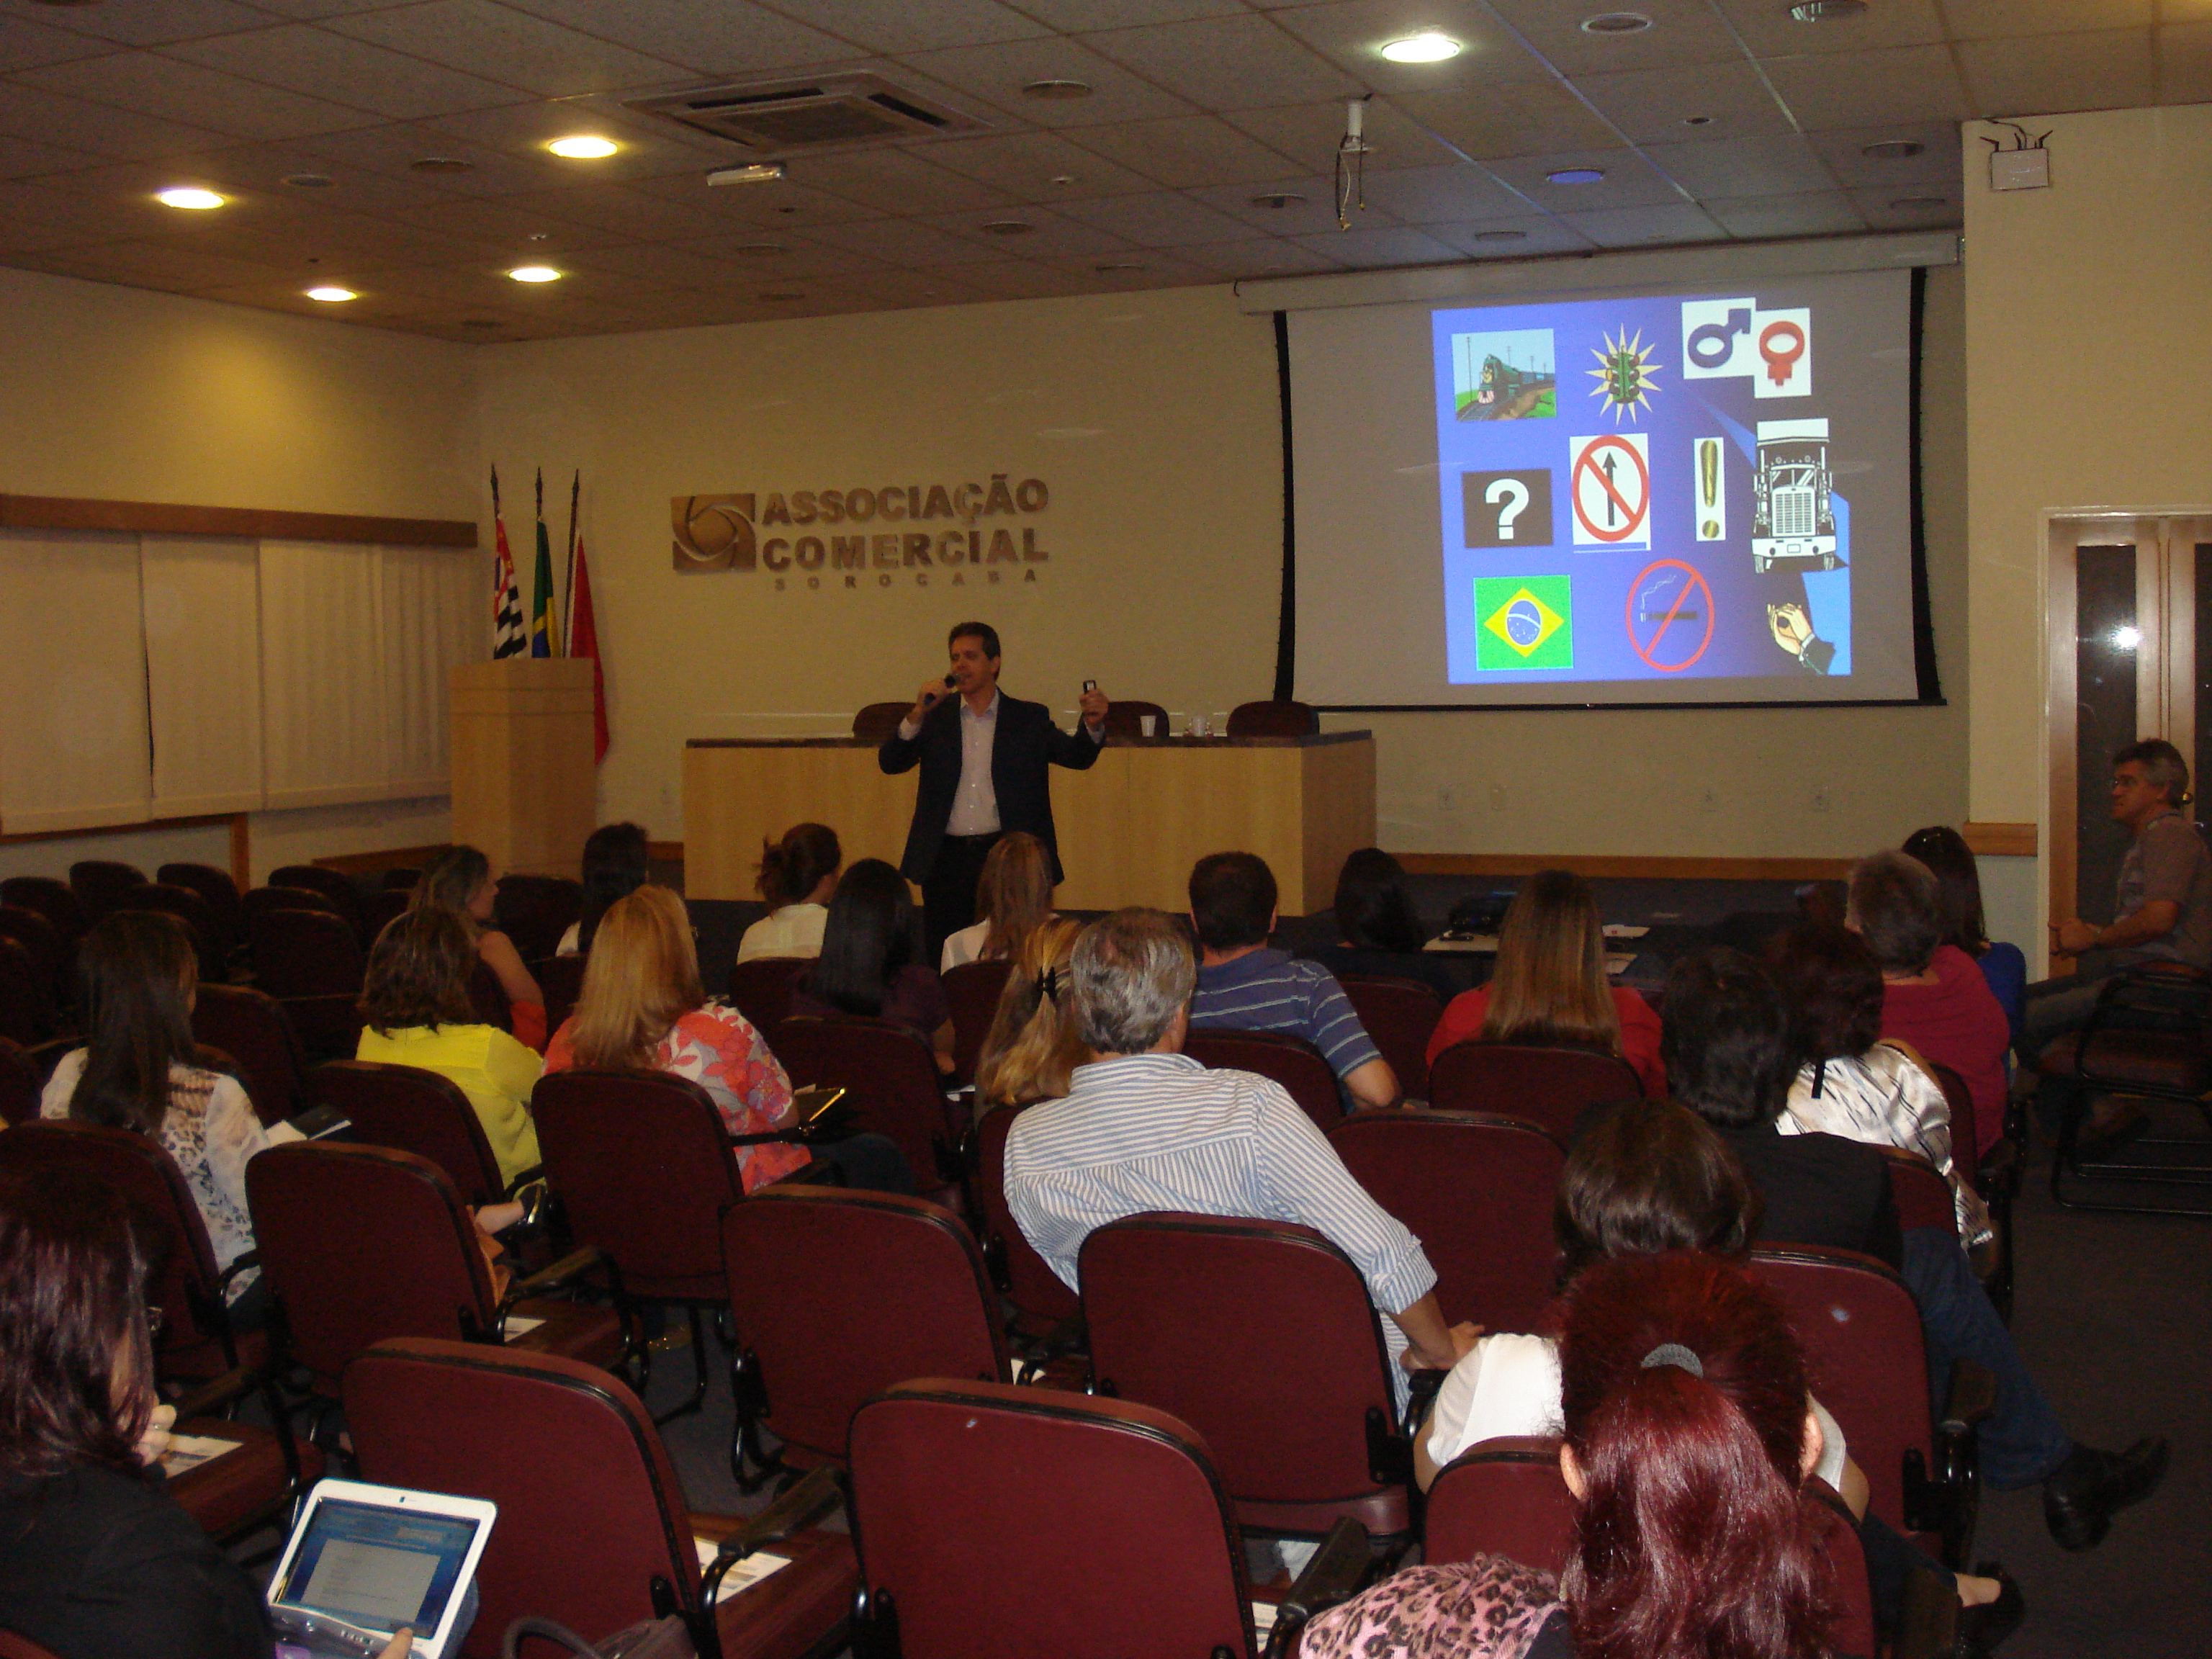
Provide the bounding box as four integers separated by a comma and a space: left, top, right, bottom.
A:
943, 673, 956, 688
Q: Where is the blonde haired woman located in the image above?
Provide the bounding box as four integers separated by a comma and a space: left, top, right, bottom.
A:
940, 831, 1056, 972
1425, 869, 1663, 1095
543, 886, 912, 1194
974, 917, 1087, 1109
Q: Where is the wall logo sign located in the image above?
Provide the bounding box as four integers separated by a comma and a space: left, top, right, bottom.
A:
673, 475, 1053, 592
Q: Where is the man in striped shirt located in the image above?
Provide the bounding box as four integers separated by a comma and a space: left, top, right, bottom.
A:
1187, 852, 1401, 1111
1004, 908, 1474, 1406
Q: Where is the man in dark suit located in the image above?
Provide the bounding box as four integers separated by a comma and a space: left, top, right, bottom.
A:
878, 621, 1107, 956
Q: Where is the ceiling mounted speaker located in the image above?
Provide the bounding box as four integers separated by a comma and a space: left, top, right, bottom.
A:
629, 73, 986, 157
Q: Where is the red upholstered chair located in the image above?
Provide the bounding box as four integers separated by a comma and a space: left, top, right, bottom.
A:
245, 1141, 619, 1399
853, 701, 911, 743
493, 874, 583, 965
1426, 1041, 1643, 1138
158, 1363, 327, 1544
1079, 1213, 1416, 1546
1751, 1245, 1988, 1565
536, 953, 588, 1035
248, 905, 364, 1000
114, 883, 226, 983
770, 1015, 960, 1199
0, 903, 73, 1019
1101, 698, 1169, 738
1334, 976, 1442, 1100
305, 1058, 523, 1207
1184, 1027, 1343, 1130
68, 859, 145, 924
1326, 1110, 1563, 1333
190, 984, 305, 1128
1880, 1146, 1959, 1238
0, 1037, 38, 1126
242, 883, 346, 925
468, 958, 513, 1031
940, 957, 1012, 1084
346, 1338, 858, 1659
1928, 1058, 2015, 1321
727, 956, 808, 1033
970, 1102, 1081, 1339
0, 1629, 66, 1658
0, 936, 51, 1046
363, 886, 410, 942
158, 861, 243, 937
269, 865, 369, 941
722, 1187, 1010, 1485
0, 876, 85, 945
1226, 699, 1319, 737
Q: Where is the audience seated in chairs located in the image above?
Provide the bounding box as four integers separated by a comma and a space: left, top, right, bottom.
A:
1188, 851, 1400, 1111
1903, 825, 2029, 1046
1303, 1253, 1868, 1659
974, 916, 1087, 1111
735, 821, 841, 965
1306, 846, 1457, 1005
790, 858, 956, 1076
39, 912, 287, 1333
940, 830, 1056, 972
356, 907, 540, 1223
1428, 868, 1665, 1097
1660, 945, 2167, 1553
0, 1172, 413, 1659
1002, 907, 1470, 1408
557, 821, 650, 957
408, 845, 547, 1051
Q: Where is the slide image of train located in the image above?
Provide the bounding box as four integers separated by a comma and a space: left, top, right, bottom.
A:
1749, 418, 1839, 572
1452, 328, 1557, 421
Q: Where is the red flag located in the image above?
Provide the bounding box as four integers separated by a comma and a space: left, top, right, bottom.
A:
569, 535, 608, 763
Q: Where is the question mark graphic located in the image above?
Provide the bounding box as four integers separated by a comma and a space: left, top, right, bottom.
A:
1485, 477, 1530, 540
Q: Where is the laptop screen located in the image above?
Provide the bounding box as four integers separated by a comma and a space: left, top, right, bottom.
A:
272, 1497, 483, 1636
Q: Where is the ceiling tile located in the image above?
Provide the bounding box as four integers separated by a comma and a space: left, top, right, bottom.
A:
1804, 122, 1964, 187
377, 194, 627, 253
1053, 188, 1266, 245
1640, 134, 1839, 197
1422, 215, 1598, 256
158, 143, 457, 210
0, 132, 102, 180
786, 217, 1010, 267
758, 0, 1052, 55
491, 0, 858, 76
1220, 96, 1457, 173
1349, 161, 1529, 222
1555, 201, 1727, 246
923, 130, 1161, 199
1067, 114, 1306, 186
1479, 0, 1751, 73
0, 82, 233, 158
292, 122, 569, 195
894, 35, 1199, 127
1849, 185, 1961, 229
1712, 0, 1945, 59
1285, 223, 1465, 266
949, 258, 1111, 298
1013, 0, 1244, 27
778, 146, 1019, 215
171, 207, 489, 268
220, 0, 428, 18
1941, 0, 2152, 40
1570, 60, 1798, 144
0, 153, 324, 240
626, 170, 881, 228
670, 232, 890, 279
1956, 28, 2155, 115
1385, 81, 1623, 158
1699, 190, 1868, 238
0, 0, 279, 48
190, 277, 445, 319
325, 0, 693, 99
15, 52, 380, 140
164, 24, 533, 121
0, 14, 117, 71
28, 235, 296, 289
2160, 22, 2212, 100
1187, 169, 1406, 233
829, 264, 989, 306
411, 104, 714, 183
1482, 146, 1683, 210
1269, 0, 1555, 90
1157, 235, 1348, 274
0, 180, 143, 249
1760, 44, 1970, 129
912, 203, 1133, 261
1078, 15, 1364, 109
503, 181, 750, 240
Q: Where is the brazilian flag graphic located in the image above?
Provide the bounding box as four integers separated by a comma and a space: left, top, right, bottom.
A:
1475, 575, 1573, 670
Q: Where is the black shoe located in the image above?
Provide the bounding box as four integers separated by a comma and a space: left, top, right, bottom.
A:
2043, 1438, 2170, 1550
1954, 1563, 2024, 1656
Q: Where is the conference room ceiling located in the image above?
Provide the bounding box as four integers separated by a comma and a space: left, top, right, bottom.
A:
0, 0, 2202, 343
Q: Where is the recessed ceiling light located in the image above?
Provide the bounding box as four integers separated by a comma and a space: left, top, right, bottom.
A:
1546, 168, 1606, 184
1789, 0, 1866, 18
1888, 196, 1947, 208
282, 172, 334, 188
981, 220, 1035, 235
410, 156, 473, 174
1862, 139, 1925, 160
1681, 114, 1714, 127
547, 135, 618, 159
1580, 12, 1652, 33
305, 286, 357, 302
1048, 174, 1079, 186
729, 242, 788, 256
1022, 79, 1092, 99
1470, 229, 1529, 242
156, 186, 225, 210
507, 265, 562, 282
1380, 31, 1462, 63
760, 290, 806, 301
1250, 192, 1308, 209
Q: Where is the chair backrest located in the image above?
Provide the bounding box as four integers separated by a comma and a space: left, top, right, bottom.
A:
849, 1379, 1256, 1659
279, 994, 369, 1066
1101, 698, 1169, 737
723, 1187, 1008, 1462
1080, 1213, 1403, 1527
770, 1015, 953, 1193
242, 883, 346, 922
191, 984, 305, 1127
68, 860, 146, 923
1326, 1110, 1563, 1332
853, 700, 911, 742
247, 906, 365, 999
115, 884, 223, 982
726, 955, 808, 1033
536, 953, 588, 1035
1749, 1245, 1935, 1538
1183, 1026, 1342, 1130
1427, 1040, 1644, 1137
1225, 699, 1318, 737
306, 1058, 506, 1206
0, 1628, 66, 1659
1879, 1146, 1958, 1238
363, 886, 410, 943
0, 937, 51, 1046
533, 1069, 743, 1299
494, 874, 583, 964
345, 1339, 709, 1658
940, 957, 1013, 1083
0, 876, 84, 943
1334, 975, 1443, 1098
1927, 1059, 1982, 1183
158, 861, 241, 921
246, 1141, 494, 1391
268, 865, 368, 936
0, 904, 70, 1011
973, 1102, 1081, 1330
467, 959, 512, 1031
0, 1037, 37, 1126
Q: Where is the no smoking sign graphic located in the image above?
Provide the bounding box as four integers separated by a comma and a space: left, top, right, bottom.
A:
1569, 433, 1650, 550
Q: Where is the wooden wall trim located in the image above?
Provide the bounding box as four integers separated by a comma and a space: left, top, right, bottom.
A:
0, 810, 243, 848
312, 843, 452, 878
1961, 822, 2038, 856
647, 841, 685, 863
1398, 853, 1853, 881
0, 493, 477, 548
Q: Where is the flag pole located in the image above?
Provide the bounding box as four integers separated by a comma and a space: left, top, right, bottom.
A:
562, 468, 580, 655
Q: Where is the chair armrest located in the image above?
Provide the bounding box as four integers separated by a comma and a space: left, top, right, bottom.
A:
213, 1249, 261, 1293
1893, 1551, 1960, 1659
1403, 1367, 1450, 1433
709, 1465, 845, 1560
1016, 1313, 1087, 1382
166, 1364, 261, 1421
1277, 1516, 1372, 1627
1940, 1358, 1997, 1439
499, 1164, 547, 1202
500, 1244, 608, 1308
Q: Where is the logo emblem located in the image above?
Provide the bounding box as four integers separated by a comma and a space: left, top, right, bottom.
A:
1476, 576, 1574, 670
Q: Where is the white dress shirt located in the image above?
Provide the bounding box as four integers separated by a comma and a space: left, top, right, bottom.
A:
898, 688, 1104, 840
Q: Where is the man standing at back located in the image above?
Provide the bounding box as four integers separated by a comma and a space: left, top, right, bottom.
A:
1187, 852, 1400, 1110
879, 621, 1108, 958
1004, 908, 1471, 1401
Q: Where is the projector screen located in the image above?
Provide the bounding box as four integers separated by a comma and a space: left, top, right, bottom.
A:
1287, 266, 1930, 709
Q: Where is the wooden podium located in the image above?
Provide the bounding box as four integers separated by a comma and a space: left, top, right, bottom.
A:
684, 732, 1375, 913
449, 659, 596, 879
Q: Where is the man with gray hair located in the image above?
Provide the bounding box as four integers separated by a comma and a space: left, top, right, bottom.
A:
1002, 908, 1473, 1401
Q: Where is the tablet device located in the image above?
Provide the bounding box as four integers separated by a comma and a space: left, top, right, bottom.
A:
267, 1478, 496, 1659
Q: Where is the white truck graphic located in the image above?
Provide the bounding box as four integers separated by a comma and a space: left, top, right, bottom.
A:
1750, 418, 1838, 573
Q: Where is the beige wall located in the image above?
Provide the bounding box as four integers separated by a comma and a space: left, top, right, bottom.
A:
1964, 104, 2212, 950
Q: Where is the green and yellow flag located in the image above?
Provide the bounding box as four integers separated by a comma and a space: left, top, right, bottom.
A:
530, 467, 559, 657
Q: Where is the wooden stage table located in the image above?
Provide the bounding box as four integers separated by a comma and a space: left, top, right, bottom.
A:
684, 732, 1375, 914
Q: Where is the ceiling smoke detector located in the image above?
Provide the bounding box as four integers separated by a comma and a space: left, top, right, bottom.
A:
410, 156, 473, 174
1681, 114, 1714, 127
630, 73, 986, 156
1022, 79, 1093, 100
1580, 12, 1653, 32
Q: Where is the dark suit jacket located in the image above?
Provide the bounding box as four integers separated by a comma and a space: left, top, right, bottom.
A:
1717, 1120, 1904, 1270
877, 690, 1101, 885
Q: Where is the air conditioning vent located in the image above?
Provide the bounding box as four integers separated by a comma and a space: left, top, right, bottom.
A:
626, 73, 986, 156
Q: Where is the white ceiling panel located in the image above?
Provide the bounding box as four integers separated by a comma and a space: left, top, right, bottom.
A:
828, 264, 991, 307
625, 171, 881, 228
1385, 81, 1624, 159
1069, 114, 1307, 186
31, 235, 297, 289
1570, 60, 1799, 144
165, 25, 533, 121
1556, 201, 1727, 247
1480, 0, 1753, 74
1187, 169, 1406, 233
378, 194, 627, 252
1639, 134, 1840, 197
413, 105, 714, 183
1804, 122, 1965, 187
924, 130, 1162, 199
1421, 215, 1598, 257
1322, 160, 1527, 223
1012, 0, 1245, 28
0, 132, 101, 180
1053, 188, 1267, 245
1267, 0, 1555, 91
894, 35, 1199, 127
325, 0, 694, 99
16, 52, 382, 140
0, 82, 235, 158
492, 0, 859, 76
0, 0, 278, 48
0, 180, 148, 249
762, 0, 1053, 55
1160, 235, 1348, 274
1700, 190, 1868, 238
947, 258, 1112, 298
912, 202, 1133, 260
781, 146, 1020, 215
1760, 45, 1969, 129
1220, 96, 1457, 172
293, 122, 572, 194
1941, 0, 2152, 41
1481, 146, 1684, 210
505, 181, 756, 240
1285, 222, 1466, 266
1956, 28, 2156, 115
1849, 186, 1961, 229
672, 230, 893, 278
1078, 14, 1364, 109
0, 14, 116, 73
794, 215, 1020, 266
1713, 0, 1946, 60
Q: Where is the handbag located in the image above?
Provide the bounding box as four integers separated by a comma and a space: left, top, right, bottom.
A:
501, 1615, 694, 1659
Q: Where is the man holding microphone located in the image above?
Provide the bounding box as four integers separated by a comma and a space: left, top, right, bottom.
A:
879, 621, 1110, 956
